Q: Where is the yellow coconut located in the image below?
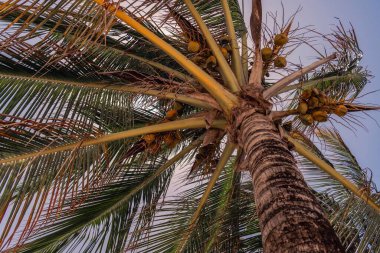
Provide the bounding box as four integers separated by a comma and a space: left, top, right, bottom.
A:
220, 47, 229, 58
206, 55, 217, 67
300, 89, 312, 100
143, 134, 156, 144
188, 41, 201, 53
312, 110, 328, 122
261, 47, 273, 62
299, 114, 314, 126
165, 109, 178, 120
274, 56, 287, 68
308, 97, 319, 109
274, 33, 289, 46
297, 102, 309, 114
334, 105, 348, 117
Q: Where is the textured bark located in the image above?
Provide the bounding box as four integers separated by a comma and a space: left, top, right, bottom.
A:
238, 112, 344, 253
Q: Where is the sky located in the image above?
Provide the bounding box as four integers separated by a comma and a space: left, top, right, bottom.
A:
240, 0, 380, 186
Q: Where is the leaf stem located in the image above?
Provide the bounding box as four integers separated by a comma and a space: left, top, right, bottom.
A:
0, 117, 226, 164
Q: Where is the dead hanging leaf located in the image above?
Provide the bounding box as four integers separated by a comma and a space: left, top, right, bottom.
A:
248, 0, 263, 88
204, 110, 218, 129
202, 129, 224, 147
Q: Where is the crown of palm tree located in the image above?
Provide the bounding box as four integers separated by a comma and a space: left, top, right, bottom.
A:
0, 0, 379, 252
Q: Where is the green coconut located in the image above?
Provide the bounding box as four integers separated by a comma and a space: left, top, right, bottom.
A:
299, 114, 314, 126
308, 97, 319, 109
274, 56, 287, 68
312, 110, 328, 122
274, 33, 289, 46
261, 47, 273, 62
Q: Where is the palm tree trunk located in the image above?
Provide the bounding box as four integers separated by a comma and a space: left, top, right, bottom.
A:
238, 111, 344, 252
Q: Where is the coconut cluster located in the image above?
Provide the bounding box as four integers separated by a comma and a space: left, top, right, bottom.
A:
142, 102, 183, 153
297, 88, 348, 126
187, 35, 231, 70
261, 32, 289, 69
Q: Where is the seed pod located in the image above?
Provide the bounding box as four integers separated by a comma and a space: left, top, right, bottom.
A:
274, 56, 287, 68
297, 102, 308, 114
274, 33, 289, 46
312, 110, 328, 122
308, 97, 319, 109
143, 134, 156, 144
188, 41, 201, 53
299, 114, 314, 126
261, 47, 273, 62
166, 109, 178, 120
334, 105, 348, 117
300, 89, 312, 100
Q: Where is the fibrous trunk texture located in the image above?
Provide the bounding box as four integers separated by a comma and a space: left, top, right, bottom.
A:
238, 111, 344, 253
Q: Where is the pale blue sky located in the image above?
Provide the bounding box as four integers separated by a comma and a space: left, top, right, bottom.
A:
241, 1, 380, 185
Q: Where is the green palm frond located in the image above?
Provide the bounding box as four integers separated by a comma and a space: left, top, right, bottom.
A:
294, 130, 380, 253
0, 0, 378, 252
15, 156, 172, 253
128, 153, 262, 253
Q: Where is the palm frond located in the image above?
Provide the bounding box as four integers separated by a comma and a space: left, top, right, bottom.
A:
128, 152, 262, 253
294, 129, 380, 253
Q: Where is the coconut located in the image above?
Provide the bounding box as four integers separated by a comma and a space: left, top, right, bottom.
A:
166, 109, 178, 120
300, 89, 312, 100
334, 105, 348, 117
308, 97, 319, 109
299, 114, 314, 126
274, 56, 287, 68
206, 55, 217, 67
312, 110, 328, 122
318, 96, 327, 106
261, 47, 273, 62
220, 47, 229, 58
143, 134, 156, 144
297, 102, 308, 114
188, 41, 201, 53
274, 33, 289, 46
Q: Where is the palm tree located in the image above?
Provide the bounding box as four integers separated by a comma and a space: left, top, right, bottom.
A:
0, 0, 379, 252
